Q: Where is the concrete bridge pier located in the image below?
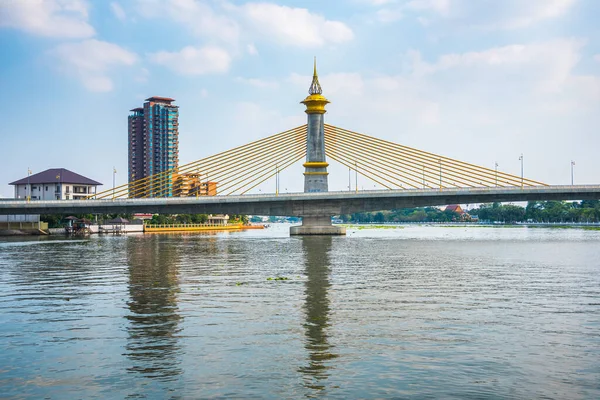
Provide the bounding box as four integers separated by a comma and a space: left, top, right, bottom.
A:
290, 215, 346, 235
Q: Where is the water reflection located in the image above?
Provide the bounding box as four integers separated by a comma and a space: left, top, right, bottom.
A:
125, 235, 182, 380
298, 236, 338, 393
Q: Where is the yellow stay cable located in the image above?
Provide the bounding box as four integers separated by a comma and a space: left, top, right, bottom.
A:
326, 126, 533, 187
325, 128, 485, 188
140, 129, 305, 198
326, 126, 509, 187
217, 142, 306, 195
226, 146, 307, 195
89, 125, 307, 199
327, 125, 546, 186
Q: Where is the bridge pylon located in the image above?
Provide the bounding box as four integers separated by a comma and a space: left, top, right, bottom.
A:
291, 58, 346, 235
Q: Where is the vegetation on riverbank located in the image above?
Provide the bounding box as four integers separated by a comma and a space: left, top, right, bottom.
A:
41, 213, 249, 228
339, 200, 600, 224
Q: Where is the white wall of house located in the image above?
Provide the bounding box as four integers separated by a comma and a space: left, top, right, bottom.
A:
13, 183, 98, 200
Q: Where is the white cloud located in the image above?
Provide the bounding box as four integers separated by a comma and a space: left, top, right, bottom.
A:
406, 0, 451, 16
136, 0, 239, 44
110, 2, 126, 21
240, 3, 354, 47
135, 67, 150, 83
247, 43, 258, 56
50, 39, 137, 92
363, 0, 398, 5
499, 0, 576, 29
376, 8, 403, 22
373, 0, 576, 29
410, 39, 584, 93
149, 45, 231, 75
594, 55, 600, 64
236, 77, 278, 89
0, 0, 94, 38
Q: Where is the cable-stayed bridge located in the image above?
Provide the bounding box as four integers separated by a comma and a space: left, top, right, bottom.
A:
2, 60, 599, 235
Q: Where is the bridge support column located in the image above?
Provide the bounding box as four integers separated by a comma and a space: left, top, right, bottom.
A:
290, 216, 346, 236
291, 59, 346, 236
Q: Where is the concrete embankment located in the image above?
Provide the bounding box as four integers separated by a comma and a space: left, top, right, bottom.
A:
0, 229, 48, 236
42, 224, 265, 235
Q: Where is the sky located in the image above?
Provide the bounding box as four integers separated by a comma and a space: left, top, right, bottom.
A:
0, 0, 599, 197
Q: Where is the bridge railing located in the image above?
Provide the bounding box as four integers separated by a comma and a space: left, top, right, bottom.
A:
1, 184, 599, 206
144, 223, 236, 229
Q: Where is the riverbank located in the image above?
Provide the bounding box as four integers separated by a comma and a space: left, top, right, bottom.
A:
0, 229, 48, 236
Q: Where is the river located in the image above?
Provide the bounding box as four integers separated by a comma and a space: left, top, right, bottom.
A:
1, 225, 599, 399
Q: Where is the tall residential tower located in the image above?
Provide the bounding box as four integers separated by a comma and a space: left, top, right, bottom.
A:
128, 96, 179, 197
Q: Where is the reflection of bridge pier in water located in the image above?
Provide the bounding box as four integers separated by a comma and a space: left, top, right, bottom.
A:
124, 235, 182, 382
298, 236, 338, 392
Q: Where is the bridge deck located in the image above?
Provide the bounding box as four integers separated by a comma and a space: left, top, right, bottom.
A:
1, 185, 599, 216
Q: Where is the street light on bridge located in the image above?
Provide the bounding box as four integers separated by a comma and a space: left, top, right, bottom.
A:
355, 161, 358, 193
495, 162, 498, 187
571, 160, 575, 185
439, 159, 442, 191
519, 154, 524, 189
112, 167, 116, 199
348, 166, 351, 192
27, 167, 32, 202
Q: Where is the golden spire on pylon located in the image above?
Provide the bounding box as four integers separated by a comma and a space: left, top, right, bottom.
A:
302, 57, 329, 114
308, 57, 322, 95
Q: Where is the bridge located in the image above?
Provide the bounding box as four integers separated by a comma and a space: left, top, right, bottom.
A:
1, 185, 599, 216
3, 59, 599, 235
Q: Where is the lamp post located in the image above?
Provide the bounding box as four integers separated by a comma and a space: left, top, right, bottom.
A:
519, 154, 524, 188
112, 167, 116, 199
348, 166, 351, 191
439, 159, 442, 190
571, 160, 575, 185
355, 161, 358, 193
275, 164, 279, 195
27, 168, 31, 201
422, 165, 425, 189
495, 162, 498, 187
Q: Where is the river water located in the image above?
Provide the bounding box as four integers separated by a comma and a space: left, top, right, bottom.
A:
1, 225, 599, 399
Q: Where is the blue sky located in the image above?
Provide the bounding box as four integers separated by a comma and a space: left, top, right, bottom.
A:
1, 0, 599, 197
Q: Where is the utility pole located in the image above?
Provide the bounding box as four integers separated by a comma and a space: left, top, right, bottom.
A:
571, 160, 575, 185
519, 154, 524, 189
348, 166, 351, 191
439, 159, 442, 191
27, 167, 31, 202
495, 162, 498, 187
275, 164, 279, 195
355, 161, 358, 193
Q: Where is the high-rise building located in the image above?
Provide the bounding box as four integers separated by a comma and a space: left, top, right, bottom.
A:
128, 96, 179, 197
